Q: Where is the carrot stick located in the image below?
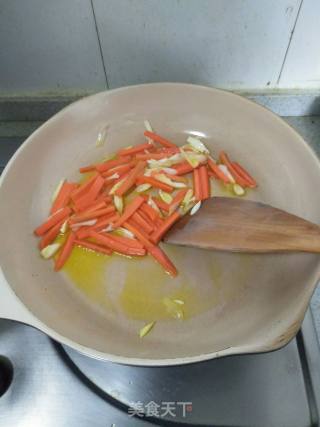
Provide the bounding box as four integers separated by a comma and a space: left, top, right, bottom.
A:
70, 205, 115, 224
151, 211, 181, 243
152, 198, 170, 212
75, 200, 106, 214
96, 156, 131, 173
123, 221, 154, 249
115, 161, 146, 196
138, 209, 157, 228
118, 143, 152, 157
51, 182, 77, 214
172, 161, 194, 175
89, 231, 146, 256
148, 245, 177, 277
193, 168, 202, 201
162, 172, 187, 183
136, 176, 174, 192
72, 175, 105, 211
39, 219, 65, 250
232, 162, 257, 188
135, 152, 177, 161
71, 174, 97, 201
74, 240, 112, 255
79, 165, 96, 173
113, 196, 145, 228
199, 165, 210, 200
101, 164, 132, 178
144, 131, 176, 148
75, 213, 119, 239
219, 152, 248, 187
54, 232, 76, 271
132, 212, 154, 234
169, 188, 188, 212
207, 158, 230, 183
107, 234, 144, 249
140, 203, 159, 221
34, 207, 72, 236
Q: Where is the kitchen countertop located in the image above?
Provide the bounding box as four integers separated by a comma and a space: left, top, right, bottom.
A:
0, 115, 320, 343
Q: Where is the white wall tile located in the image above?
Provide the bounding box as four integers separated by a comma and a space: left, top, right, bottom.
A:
93, 0, 300, 89
0, 0, 106, 94
278, 0, 320, 88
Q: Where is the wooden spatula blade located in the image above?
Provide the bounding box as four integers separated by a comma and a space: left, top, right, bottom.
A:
164, 197, 320, 253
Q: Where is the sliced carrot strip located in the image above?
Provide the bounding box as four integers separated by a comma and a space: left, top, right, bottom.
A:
118, 143, 152, 156
135, 152, 176, 161
132, 212, 154, 234
74, 240, 112, 255
79, 165, 96, 173
172, 161, 194, 175
96, 156, 131, 173
115, 161, 146, 196
71, 174, 98, 201
34, 207, 72, 236
162, 172, 187, 183
136, 176, 174, 192
75, 213, 119, 239
51, 182, 77, 214
123, 221, 153, 249
193, 168, 202, 201
207, 158, 230, 183
72, 175, 105, 211
138, 209, 157, 229
169, 188, 188, 212
39, 219, 65, 250
219, 152, 248, 187
70, 205, 115, 224
148, 245, 177, 277
75, 200, 106, 214
232, 162, 257, 188
140, 202, 159, 221
54, 232, 76, 271
108, 234, 144, 249
144, 131, 176, 148
151, 211, 181, 244
90, 231, 146, 256
152, 198, 170, 213
113, 196, 145, 228
101, 164, 132, 178
199, 165, 210, 200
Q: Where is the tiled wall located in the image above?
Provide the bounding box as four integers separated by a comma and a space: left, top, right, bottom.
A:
0, 0, 319, 95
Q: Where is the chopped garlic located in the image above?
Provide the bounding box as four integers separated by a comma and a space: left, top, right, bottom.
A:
106, 172, 120, 181
190, 201, 201, 216
101, 224, 113, 233
139, 321, 155, 338
173, 299, 185, 305
233, 183, 245, 196
109, 177, 125, 195
161, 167, 177, 175
60, 220, 68, 234
163, 298, 184, 320
159, 190, 173, 204
182, 189, 194, 207
114, 195, 123, 214
41, 243, 61, 259
144, 120, 154, 144
136, 183, 152, 193
155, 173, 187, 189
218, 164, 235, 183
51, 179, 65, 203
180, 148, 207, 168
71, 219, 97, 230
186, 136, 209, 153
115, 227, 134, 239
96, 124, 109, 147
148, 196, 161, 215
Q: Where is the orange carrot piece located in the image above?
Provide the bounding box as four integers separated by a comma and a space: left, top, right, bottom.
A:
79, 165, 96, 173
144, 131, 176, 148
219, 152, 248, 187
136, 176, 174, 192
193, 168, 202, 201
54, 232, 76, 271
39, 219, 65, 250
34, 207, 72, 237
102, 164, 132, 178
169, 188, 188, 212
75, 200, 106, 214
89, 231, 146, 256
207, 158, 230, 183
172, 161, 194, 175
115, 161, 146, 196
108, 234, 144, 249
75, 213, 119, 239
232, 162, 257, 188
140, 202, 159, 221
74, 240, 112, 255
123, 221, 154, 249
156, 217, 164, 228
152, 197, 170, 212
148, 245, 177, 277
138, 209, 157, 228
70, 205, 115, 224
151, 211, 181, 243
162, 172, 187, 183
96, 156, 131, 173
50, 182, 77, 214
72, 175, 105, 211
118, 143, 152, 157
132, 212, 154, 234
71, 174, 98, 201
113, 196, 145, 228
199, 165, 210, 200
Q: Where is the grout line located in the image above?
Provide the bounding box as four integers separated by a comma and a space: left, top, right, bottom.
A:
90, 0, 109, 89
277, 0, 304, 85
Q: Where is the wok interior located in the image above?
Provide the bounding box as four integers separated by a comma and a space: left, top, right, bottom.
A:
0, 84, 320, 362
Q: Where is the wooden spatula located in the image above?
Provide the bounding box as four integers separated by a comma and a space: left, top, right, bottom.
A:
164, 197, 320, 253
